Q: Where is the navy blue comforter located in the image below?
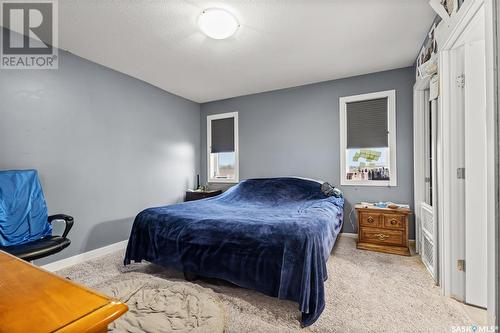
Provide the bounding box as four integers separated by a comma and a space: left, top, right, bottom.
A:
124, 177, 344, 326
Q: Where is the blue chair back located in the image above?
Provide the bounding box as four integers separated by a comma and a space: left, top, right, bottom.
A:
0, 170, 52, 246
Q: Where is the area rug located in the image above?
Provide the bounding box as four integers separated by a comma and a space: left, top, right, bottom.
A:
95, 273, 225, 333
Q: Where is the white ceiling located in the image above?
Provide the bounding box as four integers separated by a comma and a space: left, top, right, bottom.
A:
57, 0, 434, 103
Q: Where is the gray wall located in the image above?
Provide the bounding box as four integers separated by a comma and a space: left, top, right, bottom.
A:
0, 31, 200, 264
0, 26, 415, 266
200, 67, 415, 238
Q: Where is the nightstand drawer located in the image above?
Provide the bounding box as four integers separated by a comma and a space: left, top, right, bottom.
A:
382, 214, 406, 230
359, 227, 404, 246
359, 212, 381, 228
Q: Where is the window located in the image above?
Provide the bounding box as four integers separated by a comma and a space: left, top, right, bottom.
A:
207, 112, 239, 183
339, 90, 397, 186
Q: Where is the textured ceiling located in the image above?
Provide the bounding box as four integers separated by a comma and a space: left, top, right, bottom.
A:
56, 1, 434, 103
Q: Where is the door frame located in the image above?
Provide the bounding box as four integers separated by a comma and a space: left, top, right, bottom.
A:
492, 0, 499, 327
437, 0, 496, 322
413, 82, 439, 282
413, 86, 426, 256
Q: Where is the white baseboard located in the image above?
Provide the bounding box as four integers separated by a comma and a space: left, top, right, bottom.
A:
339, 232, 358, 238
42, 239, 128, 272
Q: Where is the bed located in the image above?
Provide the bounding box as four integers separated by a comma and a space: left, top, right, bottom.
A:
124, 177, 344, 327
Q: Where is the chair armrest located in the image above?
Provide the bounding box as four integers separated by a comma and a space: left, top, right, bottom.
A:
48, 214, 74, 239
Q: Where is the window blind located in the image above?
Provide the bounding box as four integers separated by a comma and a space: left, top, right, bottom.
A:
211, 117, 235, 153
346, 97, 388, 148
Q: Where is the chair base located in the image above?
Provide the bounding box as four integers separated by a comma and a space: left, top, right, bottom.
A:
0, 236, 71, 262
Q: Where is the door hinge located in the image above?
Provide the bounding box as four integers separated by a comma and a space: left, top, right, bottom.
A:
457, 259, 465, 271
457, 168, 465, 179
425, 177, 431, 183
456, 74, 465, 88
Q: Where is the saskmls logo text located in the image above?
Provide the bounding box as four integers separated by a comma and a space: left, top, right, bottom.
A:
1, 0, 58, 69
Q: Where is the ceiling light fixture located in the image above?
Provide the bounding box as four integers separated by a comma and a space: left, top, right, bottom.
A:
198, 8, 239, 40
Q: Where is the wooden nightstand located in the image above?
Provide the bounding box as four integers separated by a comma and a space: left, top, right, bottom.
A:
185, 189, 222, 202
355, 204, 411, 256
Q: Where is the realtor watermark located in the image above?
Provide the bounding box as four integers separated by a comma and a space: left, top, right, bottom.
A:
451, 325, 498, 333
0, 0, 58, 69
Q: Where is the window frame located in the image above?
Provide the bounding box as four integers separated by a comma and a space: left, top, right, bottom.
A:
207, 111, 239, 183
339, 90, 397, 187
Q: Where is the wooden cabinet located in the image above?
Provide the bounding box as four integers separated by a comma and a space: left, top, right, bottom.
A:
356, 204, 411, 256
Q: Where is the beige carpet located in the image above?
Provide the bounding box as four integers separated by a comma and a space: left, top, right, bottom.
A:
56, 236, 472, 332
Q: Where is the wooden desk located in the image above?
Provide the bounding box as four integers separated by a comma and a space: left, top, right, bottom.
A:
0, 251, 128, 333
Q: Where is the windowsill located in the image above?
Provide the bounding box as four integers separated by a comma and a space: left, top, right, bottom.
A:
207, 179, 239, 184
341, 180, 397, 187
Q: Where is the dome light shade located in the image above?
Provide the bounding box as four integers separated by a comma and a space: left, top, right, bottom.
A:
198, 8, 239, 40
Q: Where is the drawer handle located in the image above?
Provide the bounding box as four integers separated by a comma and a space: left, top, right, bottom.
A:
390, 219, 398, 225
367, 216, 375, 223
373, 233, 389, 240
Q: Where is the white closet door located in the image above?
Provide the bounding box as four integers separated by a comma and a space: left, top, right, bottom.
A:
421, 203, 437, 280
449, 45, 466, 301
464, 39, 487, 308
420, 96, 438, 282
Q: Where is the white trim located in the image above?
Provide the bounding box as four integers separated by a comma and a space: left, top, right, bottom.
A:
485, 0, 498, 324
495, 0, 500, 324
41, 240, 128, 272
439, 45, 461, 299
436, 0, 484, 50
339, 232, 358, 239
437, 0, 496, 312
413, 87, 425, 253
414, 83, 439, 282
207, 111, 239, 184
339, 90, 397, 187
413, 88, 426, 255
